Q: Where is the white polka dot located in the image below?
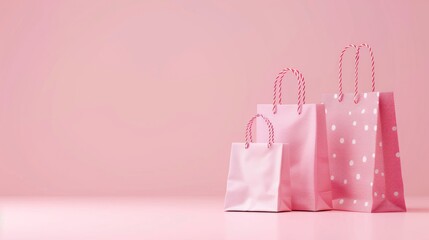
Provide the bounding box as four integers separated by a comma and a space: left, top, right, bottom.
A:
373, 108, 377, 114
325, 109, 328, 114
377, 92, 380, 97
339, 199, 344, 204
372, 153, 376, 158
364, 125, 369, 131
396, 152, 400, 158
364, 202, 369, 207
381, 172, 384, 177
356, 174, 361, 180
334, 94, 338, 99
353, 199, 357, 204
332, 153, 337, 158
374, 192, 378, 197
375, 169, 379, 174
352, 121, 357, 126
382, 194, 385, 198
379, 142, 383, 147
392, 126, 397, 131
343, 179, 348, 184
364, 93, 368, 98
361, 109, 366, 114
362, 156, 367, 163
394, 191, 399, 197
340, 138, 345, 144
348, 111, 352, 116
370, 182, 373, 186
331, 124, 336, 131
374, 125, 378, 131
330, 175, 335, 181
349, 160, 354, 166
352, 139, 356, 144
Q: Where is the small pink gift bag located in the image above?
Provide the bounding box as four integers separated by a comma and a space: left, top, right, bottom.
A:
224, 114, 291, 212
323, 44, 406, 212
256, 68, 332, 211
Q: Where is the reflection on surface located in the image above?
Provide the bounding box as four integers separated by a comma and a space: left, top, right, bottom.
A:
0, 197, 426, 240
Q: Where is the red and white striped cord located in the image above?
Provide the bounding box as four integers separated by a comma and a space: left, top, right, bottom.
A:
357, 43, 376, 92
272, 68, 306, 114
245, 114, 274, 149
338, 43, 376, 103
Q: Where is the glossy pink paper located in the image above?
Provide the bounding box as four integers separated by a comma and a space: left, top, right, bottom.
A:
224, 143, 291, 212
323, 92, 406, 212
256, 104, 333, 211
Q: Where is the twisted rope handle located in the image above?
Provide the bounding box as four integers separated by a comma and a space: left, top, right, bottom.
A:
272, 68, 306, 114
338, 43, 376, 103
356, 43, 376, 92
244, 114, 275, 149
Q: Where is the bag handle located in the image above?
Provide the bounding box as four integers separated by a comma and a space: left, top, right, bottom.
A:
272, 68, 306, 115
338, 43, 376, 103
244, 114, 274, 149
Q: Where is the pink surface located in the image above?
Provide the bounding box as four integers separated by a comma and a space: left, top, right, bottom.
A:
0, 196, 428, 240
0, 1, 428, 196
324, 92, 406, 212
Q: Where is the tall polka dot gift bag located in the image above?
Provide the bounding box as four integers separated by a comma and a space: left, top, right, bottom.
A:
323, 44, 406, 212
257, 68, 332, 211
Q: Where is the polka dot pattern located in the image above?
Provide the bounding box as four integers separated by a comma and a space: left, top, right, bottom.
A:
323, 92, 405, 212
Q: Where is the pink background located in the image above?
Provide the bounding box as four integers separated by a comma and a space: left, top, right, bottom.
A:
0, 0, 427, 197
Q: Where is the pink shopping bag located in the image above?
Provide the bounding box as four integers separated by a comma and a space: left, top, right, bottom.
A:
323, 43, 406, 212
224, 114, 291, 212
256, 68, 332, 211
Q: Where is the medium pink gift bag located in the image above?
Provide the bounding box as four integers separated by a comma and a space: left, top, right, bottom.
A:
256, 68, 332, 211
323, 44, 406, 212
224, 114, 291, 212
